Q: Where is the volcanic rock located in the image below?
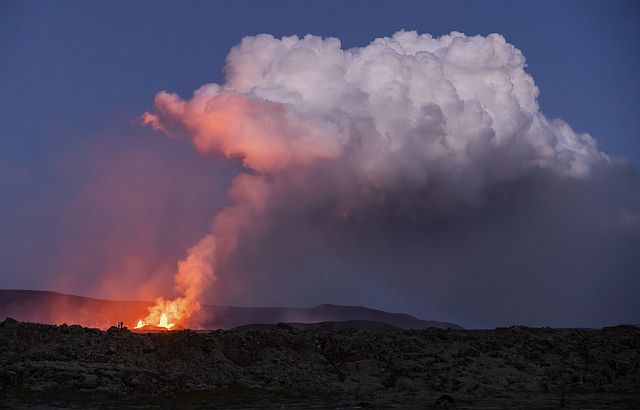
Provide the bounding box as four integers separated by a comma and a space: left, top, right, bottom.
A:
1, 321, 639, 408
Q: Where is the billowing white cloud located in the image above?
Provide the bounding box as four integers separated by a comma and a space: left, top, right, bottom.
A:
152, 31, 607, 191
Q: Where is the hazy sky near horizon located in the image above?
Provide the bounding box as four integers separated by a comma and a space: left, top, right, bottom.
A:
1, 1, 639, 328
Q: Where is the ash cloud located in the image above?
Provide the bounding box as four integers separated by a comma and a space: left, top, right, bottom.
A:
146, 31, 639, 328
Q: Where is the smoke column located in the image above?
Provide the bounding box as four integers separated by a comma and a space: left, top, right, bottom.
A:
140, 31, 635, 327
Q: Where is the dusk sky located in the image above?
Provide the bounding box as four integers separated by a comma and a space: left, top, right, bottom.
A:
1, 1, 639, 329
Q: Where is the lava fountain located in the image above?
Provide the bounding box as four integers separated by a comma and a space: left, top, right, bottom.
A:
133, 234, 217, 330
135, 312, 174, 330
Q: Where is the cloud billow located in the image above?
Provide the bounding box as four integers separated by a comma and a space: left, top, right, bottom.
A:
144, 31, 639, 328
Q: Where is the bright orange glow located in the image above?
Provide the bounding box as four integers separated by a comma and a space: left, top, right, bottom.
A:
133, 296, 188, 330
134, 311, 175, 330
132, 234, 216, 331
158, 313, 174, 329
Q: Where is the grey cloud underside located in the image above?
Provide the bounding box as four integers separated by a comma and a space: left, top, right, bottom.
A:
217, 165, 640, 328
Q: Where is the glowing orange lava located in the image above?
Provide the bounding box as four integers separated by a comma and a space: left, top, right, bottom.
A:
134, 312, 175, 330
133, 297, 189, 330
130, 208, 216, 332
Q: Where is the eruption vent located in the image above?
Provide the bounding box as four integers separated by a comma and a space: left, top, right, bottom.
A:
137, 31, 608, 329
134, 234, 215, 329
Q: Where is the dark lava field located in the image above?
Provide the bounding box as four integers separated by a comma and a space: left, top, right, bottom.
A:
0, 318, 639, 409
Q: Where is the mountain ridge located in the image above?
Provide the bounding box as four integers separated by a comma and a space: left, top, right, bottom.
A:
0, 289, 462, 330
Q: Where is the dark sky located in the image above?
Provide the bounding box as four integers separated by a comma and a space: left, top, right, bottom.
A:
1, 1, 639, 328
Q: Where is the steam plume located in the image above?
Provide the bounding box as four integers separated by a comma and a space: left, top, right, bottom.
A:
142, 31, 637, 327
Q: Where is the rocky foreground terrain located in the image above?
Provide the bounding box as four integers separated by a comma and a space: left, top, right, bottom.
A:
1, 319, 639, 409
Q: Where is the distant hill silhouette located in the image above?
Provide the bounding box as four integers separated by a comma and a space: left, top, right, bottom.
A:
196, 304, 461, 330
232, 320, 404, 332
0, 289, 462, 330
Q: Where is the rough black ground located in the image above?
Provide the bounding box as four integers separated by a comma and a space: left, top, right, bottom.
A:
1, 319, 639, 409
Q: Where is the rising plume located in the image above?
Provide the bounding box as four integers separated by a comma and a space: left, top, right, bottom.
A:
140, 31, 638, 328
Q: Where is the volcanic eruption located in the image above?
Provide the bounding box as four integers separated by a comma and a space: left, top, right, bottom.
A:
134, 31, 612, 330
